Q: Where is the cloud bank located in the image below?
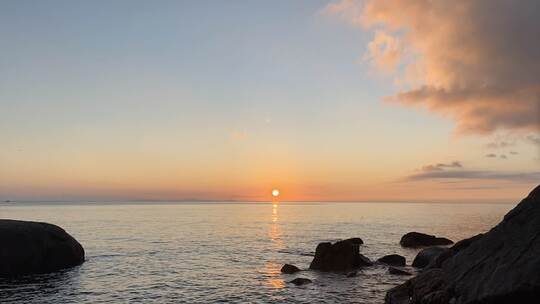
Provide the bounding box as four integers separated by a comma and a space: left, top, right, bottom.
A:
421, 161, 462, 172
326, 0, 540, 134
409, 160, 538, 183
408, 170, 540, 183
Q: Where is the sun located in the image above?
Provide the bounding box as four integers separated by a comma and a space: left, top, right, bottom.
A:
272, 189, 280, 198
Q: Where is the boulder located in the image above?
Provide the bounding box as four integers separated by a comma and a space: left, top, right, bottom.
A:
0, 220, 85, 277
280, 264, 300, 274
400, 232, 453, 248
309, 239, 372, 272
378, 254, 406, 266
289, 277, 312, 286
412, 247, 447, 268
386, 185, 540, 304
388, 267, 412, 276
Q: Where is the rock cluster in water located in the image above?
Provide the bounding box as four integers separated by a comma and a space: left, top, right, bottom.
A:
386, 184, 540, 304
0, 220, 85, 277
309, 238, 372, 271
282, 237, 415, 286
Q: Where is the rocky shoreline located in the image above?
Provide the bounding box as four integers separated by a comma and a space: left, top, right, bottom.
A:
2, 185, 539, 303
280, 185, 540, 304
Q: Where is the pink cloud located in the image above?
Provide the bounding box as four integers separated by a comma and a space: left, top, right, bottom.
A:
325, 0, 540, 134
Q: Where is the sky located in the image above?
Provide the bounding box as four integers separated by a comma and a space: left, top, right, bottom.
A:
1, 0, 539, 202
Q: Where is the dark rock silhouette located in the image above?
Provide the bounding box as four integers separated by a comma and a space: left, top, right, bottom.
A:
388, 267, 412, 276
289, 277, 312, 286
411, 247, 446, 268
309, 239, 372, 272
343, 237, 364, 245
0, 220, 85, 277
386, 185, 540, 304
427, 234, 483, 269
400, 232, 453, 248
378, 254, 406, 266
281, 264, 300, 274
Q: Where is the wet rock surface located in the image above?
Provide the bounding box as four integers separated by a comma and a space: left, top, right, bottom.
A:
386, 185, 540, 304
411, 247, 447, 268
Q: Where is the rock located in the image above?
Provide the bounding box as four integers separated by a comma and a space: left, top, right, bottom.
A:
388, 267, 412, 276
359, 253, 373, 266
386, 269, 449, 304
386, 184, 540, 304
343, 237, 364, 245
289, 277, 312, 286
378, 254, 406, 266
346, 271, 357, 277
412, 247, 447, 268
280, 264, 301, 274
427, 234, 483, 269
309, 239, 372, 272
0, 220, 85, 277
400, 232, 453, 248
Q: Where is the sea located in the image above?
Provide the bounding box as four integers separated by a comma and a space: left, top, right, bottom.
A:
0, 201, 513, 303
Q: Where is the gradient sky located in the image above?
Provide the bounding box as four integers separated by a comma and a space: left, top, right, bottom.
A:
1, 0, 539, 202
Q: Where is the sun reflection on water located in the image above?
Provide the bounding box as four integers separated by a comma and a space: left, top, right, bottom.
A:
268, 203, 283, 249
264, 201, 286, 289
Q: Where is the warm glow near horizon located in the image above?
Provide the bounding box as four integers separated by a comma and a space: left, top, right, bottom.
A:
0, 1, 538, 203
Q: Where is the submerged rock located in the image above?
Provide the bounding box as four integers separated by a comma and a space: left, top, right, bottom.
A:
289, 277, 312, 286
309, 239, 372, 272
281, 264, 301, 274
386, 184, 540, 304
0, 220, 85, 277
346, 271, 357, 277
388, 267, 412, 276
378, 254, 406, 266
400, 232, 453, 248
411, 247, 447, 268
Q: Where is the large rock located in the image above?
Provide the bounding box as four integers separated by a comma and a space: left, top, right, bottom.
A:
386, 185, 540, 304
0, 220, 85, 277
400, 232, 453, 248
412, 247, 447, 268
378, 254, 406, 266
309, 239, 372, 271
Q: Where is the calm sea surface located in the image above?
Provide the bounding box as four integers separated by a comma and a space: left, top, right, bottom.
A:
0, 201, 513, 303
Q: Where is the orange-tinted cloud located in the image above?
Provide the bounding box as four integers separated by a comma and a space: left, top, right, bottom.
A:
325, 0, 540, 134
421, 161, 462, 172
